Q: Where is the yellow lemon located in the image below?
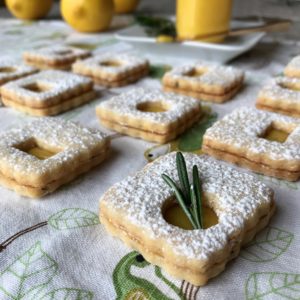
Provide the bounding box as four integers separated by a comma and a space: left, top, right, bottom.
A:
5, 0, 53, 20
61, 0, 114, 33
156, 35, 174, 43
114, 0, 139, 14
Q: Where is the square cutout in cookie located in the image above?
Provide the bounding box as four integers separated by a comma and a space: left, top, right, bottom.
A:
100, 152, 274, 286
14, 138, 61, 160
203, 107, 300, 181
96, 88, 202, 143
22, 81, 53, 93
0, 70, 95, 116
0, 118, 110, 197
260, 124, 290, 143
256, 77, 300, 117
162, 61, 244, 103
23, 45, 90, 69
72, 53, 149, 87
0, 59, 37, 86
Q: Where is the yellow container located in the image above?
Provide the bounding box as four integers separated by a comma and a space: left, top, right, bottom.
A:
176, 0, 233, 42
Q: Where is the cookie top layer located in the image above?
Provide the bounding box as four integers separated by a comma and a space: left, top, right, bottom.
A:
0, 118, 108, 185
204, 107, 300, 164
163, 61, 244, 90
72, 53, 149, 77
101, 152, 274, 260
96, 87, 201, 129
284, 55, 300, 77
23, 45, 90, 64
258, 77, 300, 107
0, 70, 93, 106
0, 58, 37, 85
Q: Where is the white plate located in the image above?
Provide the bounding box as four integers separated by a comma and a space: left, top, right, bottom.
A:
115, 20, 265, 63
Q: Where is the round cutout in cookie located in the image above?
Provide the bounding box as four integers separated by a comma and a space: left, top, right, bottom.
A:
162, 197, 218, 230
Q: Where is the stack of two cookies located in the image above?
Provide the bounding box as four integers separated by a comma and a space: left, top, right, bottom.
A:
256, 54, 300, 117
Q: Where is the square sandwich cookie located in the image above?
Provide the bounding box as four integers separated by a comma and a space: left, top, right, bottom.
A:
100, 152, 275, 286
23, 45, 90, 70
0, 118, 110, 198
284, 55, 300, 78
72, 53, 149, 87
0, 58, 37, 86
203, 107, 300, 181
96, 88, 202, 143
162, 61, 244, 103
0, 70, 96, 116
256, 76, 300, 117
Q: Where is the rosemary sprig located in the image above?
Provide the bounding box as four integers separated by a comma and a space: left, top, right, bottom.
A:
162, 152, 203, 230
135, 15, 177, 38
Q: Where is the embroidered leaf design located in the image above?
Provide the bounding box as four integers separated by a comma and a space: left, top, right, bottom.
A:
40, 288, 93, 300
241, 227, 294, 262
178, 112, 218, 152
149, 64, 172, 79
48, 208, 99, 230
245, 272, 300, 299
0, 242, 58, 300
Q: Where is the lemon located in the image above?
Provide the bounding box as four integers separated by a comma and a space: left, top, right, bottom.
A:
5, 0, 53, 20
156, 35, 174, 43
61, 0, 114, 33
114, 0, 139, 14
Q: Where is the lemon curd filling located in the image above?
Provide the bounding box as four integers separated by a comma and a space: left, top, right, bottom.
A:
27, 147, 57, 160
100, 60, 122, 67
164, 202, 218, 230
262, 127, 289, 143
15, 139, 59, 160
136, 101, 170, 113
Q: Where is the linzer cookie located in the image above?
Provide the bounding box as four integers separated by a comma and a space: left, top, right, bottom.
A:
162, 61, 244, 103
0, 58, 37, 86
96, 88, 202, 143
100, 152, 275, 286
284, 55, 300, 78
0, 118, 110, 198
23, 45, 90, 70
203, 107, 300, 181
72, 53, 149, 87
256, 76, 300, 117
0, 70, 96, 116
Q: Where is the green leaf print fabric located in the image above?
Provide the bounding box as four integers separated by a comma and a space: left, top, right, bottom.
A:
0, 17, 300, 300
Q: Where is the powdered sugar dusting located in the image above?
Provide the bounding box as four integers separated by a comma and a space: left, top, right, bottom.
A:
23, 45, 90, 63
204, 107, 300, 161
258, 76, 300, 106
285, 55, 300, 70
0, 118, 108, 179
72, 53, 148, 75
0, 58, 37, 84
164, 61, 244, 88
101, 152, 273, 260
1, 70, 92, 103
97, 87, 200, 125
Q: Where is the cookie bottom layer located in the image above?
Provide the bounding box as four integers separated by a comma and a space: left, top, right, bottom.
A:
256, 103, 300, 118
98, 112, 201, 143
100, 201, 275, 286
163, 83, 242, 103
202, 145, 300, 181
24, 60, 71, 70
2, 90, 97, 116
0, 150, 109, 198
92, 68, 148, 88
